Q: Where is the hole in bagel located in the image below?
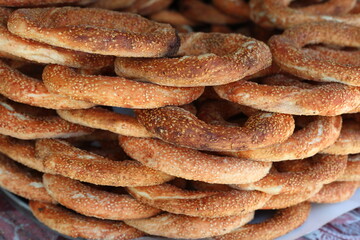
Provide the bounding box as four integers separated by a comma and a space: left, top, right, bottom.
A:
248, 209, 276, 224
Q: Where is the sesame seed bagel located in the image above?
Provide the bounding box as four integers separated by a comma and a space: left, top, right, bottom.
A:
250, 0, 358, 29
269, 22, 360, 86
234, 154, 348, 194
224, 115, 342, 161
124, 211, 254, 239
261, 184, 322, 209
214, 74, 360, 116
135, 105, 294, 151
57, 107, 152, 137
0, 8, 113, 69
0, 0, 94, 7
36, 138, 174, 186
180, 0, 246, 24
338, 154, 360, 181
115, 32, 272, 87
0, 134, 46, 172
127, 183, 271, 217
0, 97, 93, 139
0, 153, 54, 203
309, 181, 359, 203
43, 173, 161, 220
119, 136, 272, 184
0, 60, 94, 109
190, 181, 321, 210
8, 7, 180, 57
214, 202, 311, 240
321, 119, 360, 155
43, 64, 204, 109
29, 201, 145, 240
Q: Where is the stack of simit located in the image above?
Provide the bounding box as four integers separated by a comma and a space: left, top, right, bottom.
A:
0, 0, 358, 240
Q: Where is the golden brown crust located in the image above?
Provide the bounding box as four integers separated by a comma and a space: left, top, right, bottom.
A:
136, 105, 294, 151
214, 202, 311, 240
120, 136, 272, 184
251, 0, 358, 29
309, 181, 359, 203
262, 184, 322, 209
36, 138, 174, 186
0, 97, 93, 139
338, 154, 360, 181
29, 201, 145, 240
0, 134, 46, 172
269, 22, 360, 86
57, 107, 152, 137
43, 64, 204, 108
0, 8, 113, 69
234, 155, 348, 194
321, 120, 360, 155
43, 173, 161, 220
214, 74, 360, 116
0, 0, 94, 7
0, 60, 94, 109
225, 115, 342, 161
115, 32, 272, 87
125, 211, 254, 239
0, 154, 54, 203
127, 183, 271, 217
8, 7, 180, 57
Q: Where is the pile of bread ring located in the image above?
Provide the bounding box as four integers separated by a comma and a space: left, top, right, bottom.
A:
0, 0, 359, 239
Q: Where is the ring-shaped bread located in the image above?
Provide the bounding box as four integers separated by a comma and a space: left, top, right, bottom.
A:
309, 181, 359, 203
0, 0, 94, 7
124, 211, 254, 239
262, 184, 322, 209
135, 105, 294, 151
269, 21, 360, 86
127, 183, 271, 217
0, 8, 114, 69
214, 202, 311, 240
43, 64, 204, 108
115, 32, 272, 87
57, 107, 152, 137
250, 0, 358, 28
214, 74, 360, 116
43, 173, 161, 220
225, 115, 342, 161
234, 154, 348, 194
8, 7, 180, 57
0, 154, 53, 203
338, 154, 360, 181
36, 138, 174, 186
29, 201, 145, 240
321, 119, 360, 155
0, 134, 46, 172
0, 60, 94, 109
120, 136, 272, 184
0, 97, 92, 139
